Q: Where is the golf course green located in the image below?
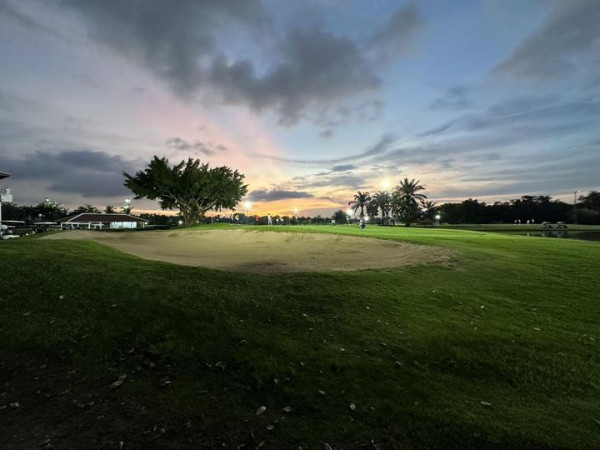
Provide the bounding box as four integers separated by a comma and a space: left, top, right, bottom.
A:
1, 225, 599, 448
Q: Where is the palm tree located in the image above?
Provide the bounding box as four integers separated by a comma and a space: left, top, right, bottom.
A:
105, 205, 116, 214
392, 178, 427, 227
72, 204, 100, 215
348, 191, 371, 218
372, 190, 392, 225
366, 201, 379, 223
420, 200, 438, 219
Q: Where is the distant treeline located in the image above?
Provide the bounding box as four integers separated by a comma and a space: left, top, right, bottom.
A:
437, 192, 600, 225
1, 191, 599, 225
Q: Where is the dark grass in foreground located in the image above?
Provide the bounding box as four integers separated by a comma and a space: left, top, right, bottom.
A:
0, 226, 599, 448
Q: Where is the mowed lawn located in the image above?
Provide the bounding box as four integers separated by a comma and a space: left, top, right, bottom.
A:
1, 225, 599, 448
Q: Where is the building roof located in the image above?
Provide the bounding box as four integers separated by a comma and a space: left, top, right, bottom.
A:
0, 171, 10, 180
57, 213, 147, 223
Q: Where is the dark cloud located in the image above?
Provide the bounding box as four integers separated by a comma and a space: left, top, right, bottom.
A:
60, 0, 268, 95
370, 1, 424, 60
491, 0, 600, 80
3, 150, 137, 197
428, 86, 471, 111
166, 137, 227, 156
208, 29, 379, 125
331, 165, 356, 172
248, 189, 314, 202
0, 0, 63, 38
60, 0, 422, 129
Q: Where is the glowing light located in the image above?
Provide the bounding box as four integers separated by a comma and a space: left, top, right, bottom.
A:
244, 201, 252, 210
346, 208, 353, 216
381, 179, 390, 190
435, 214, 441, 220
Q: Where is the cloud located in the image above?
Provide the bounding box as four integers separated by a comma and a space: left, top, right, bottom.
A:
3, 150, 137, 197
331, 164, 356, 172
0, 0, 64, 39
369, 1, 424, 60
60, 0, 422, 130
248, 189, 314, 202
491, 0, 600, 80
428, 86, 471, 111
419, 95, 596, 137
166, 137, 227, 156
254, 133, 396, 164
207, 28, 379, 125
60, 0, 269, 95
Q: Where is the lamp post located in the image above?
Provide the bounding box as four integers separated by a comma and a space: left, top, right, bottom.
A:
244, 201, 252, 224
435, 214, 441, 227
293, 208, 298, 225
573, 190, 579, 225
124, 197, 132, 215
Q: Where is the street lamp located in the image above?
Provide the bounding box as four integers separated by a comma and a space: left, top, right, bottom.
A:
435, 214, 441, 227
124, 197, 132, 214
244, 201, 252, 224
293, 208, 298, 225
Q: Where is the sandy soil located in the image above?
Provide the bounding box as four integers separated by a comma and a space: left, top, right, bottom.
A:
43, 229, 453, 273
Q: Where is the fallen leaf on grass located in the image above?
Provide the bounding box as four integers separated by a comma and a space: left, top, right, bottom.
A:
109, 374, 127, 390
480, 401, 492, 407
256, 405, 266, 415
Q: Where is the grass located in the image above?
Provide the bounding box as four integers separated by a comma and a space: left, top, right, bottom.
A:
1, 225, 599, 448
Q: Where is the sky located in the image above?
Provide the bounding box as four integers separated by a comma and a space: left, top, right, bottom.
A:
1, 0, 599, 216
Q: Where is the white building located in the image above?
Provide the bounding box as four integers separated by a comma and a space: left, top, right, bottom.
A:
57, 213, 147, 230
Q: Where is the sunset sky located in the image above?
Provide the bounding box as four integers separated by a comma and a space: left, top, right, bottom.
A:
1, 0, 599, 216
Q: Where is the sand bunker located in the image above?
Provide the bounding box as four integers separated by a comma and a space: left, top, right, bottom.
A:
43, 229, 453, 273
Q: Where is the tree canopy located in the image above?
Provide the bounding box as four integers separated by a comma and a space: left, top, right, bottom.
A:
392, 178, 427, 227
123, 156, 247, 225
348, 191, 371, 218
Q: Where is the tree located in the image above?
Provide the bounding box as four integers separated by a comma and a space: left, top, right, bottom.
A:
105, 205, 116, 214
392, 178, 427, 227
332, 210, 347, 224
72, 204, 100, 215
348, 191, 371, 218
366, 201, 379, 223
579, 191, 600, 210
372, 190, 392, 225
124, 156, 248, 226
419, 199, 438, 224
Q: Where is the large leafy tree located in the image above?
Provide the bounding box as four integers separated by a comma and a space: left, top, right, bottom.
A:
372, 190, 392, 225
332, 210, 347, 224
124, 156, 248, 225
392, 178, 427, 227
579, 191, 600, 210
348, 191, 371, 218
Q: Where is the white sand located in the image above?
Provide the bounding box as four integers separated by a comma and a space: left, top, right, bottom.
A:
43, 229, 453, 273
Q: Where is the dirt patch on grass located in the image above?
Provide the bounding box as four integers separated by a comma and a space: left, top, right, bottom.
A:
43, 229, 453, 273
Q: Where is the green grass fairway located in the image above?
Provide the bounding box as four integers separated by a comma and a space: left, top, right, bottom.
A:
1, 225, 599, 448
